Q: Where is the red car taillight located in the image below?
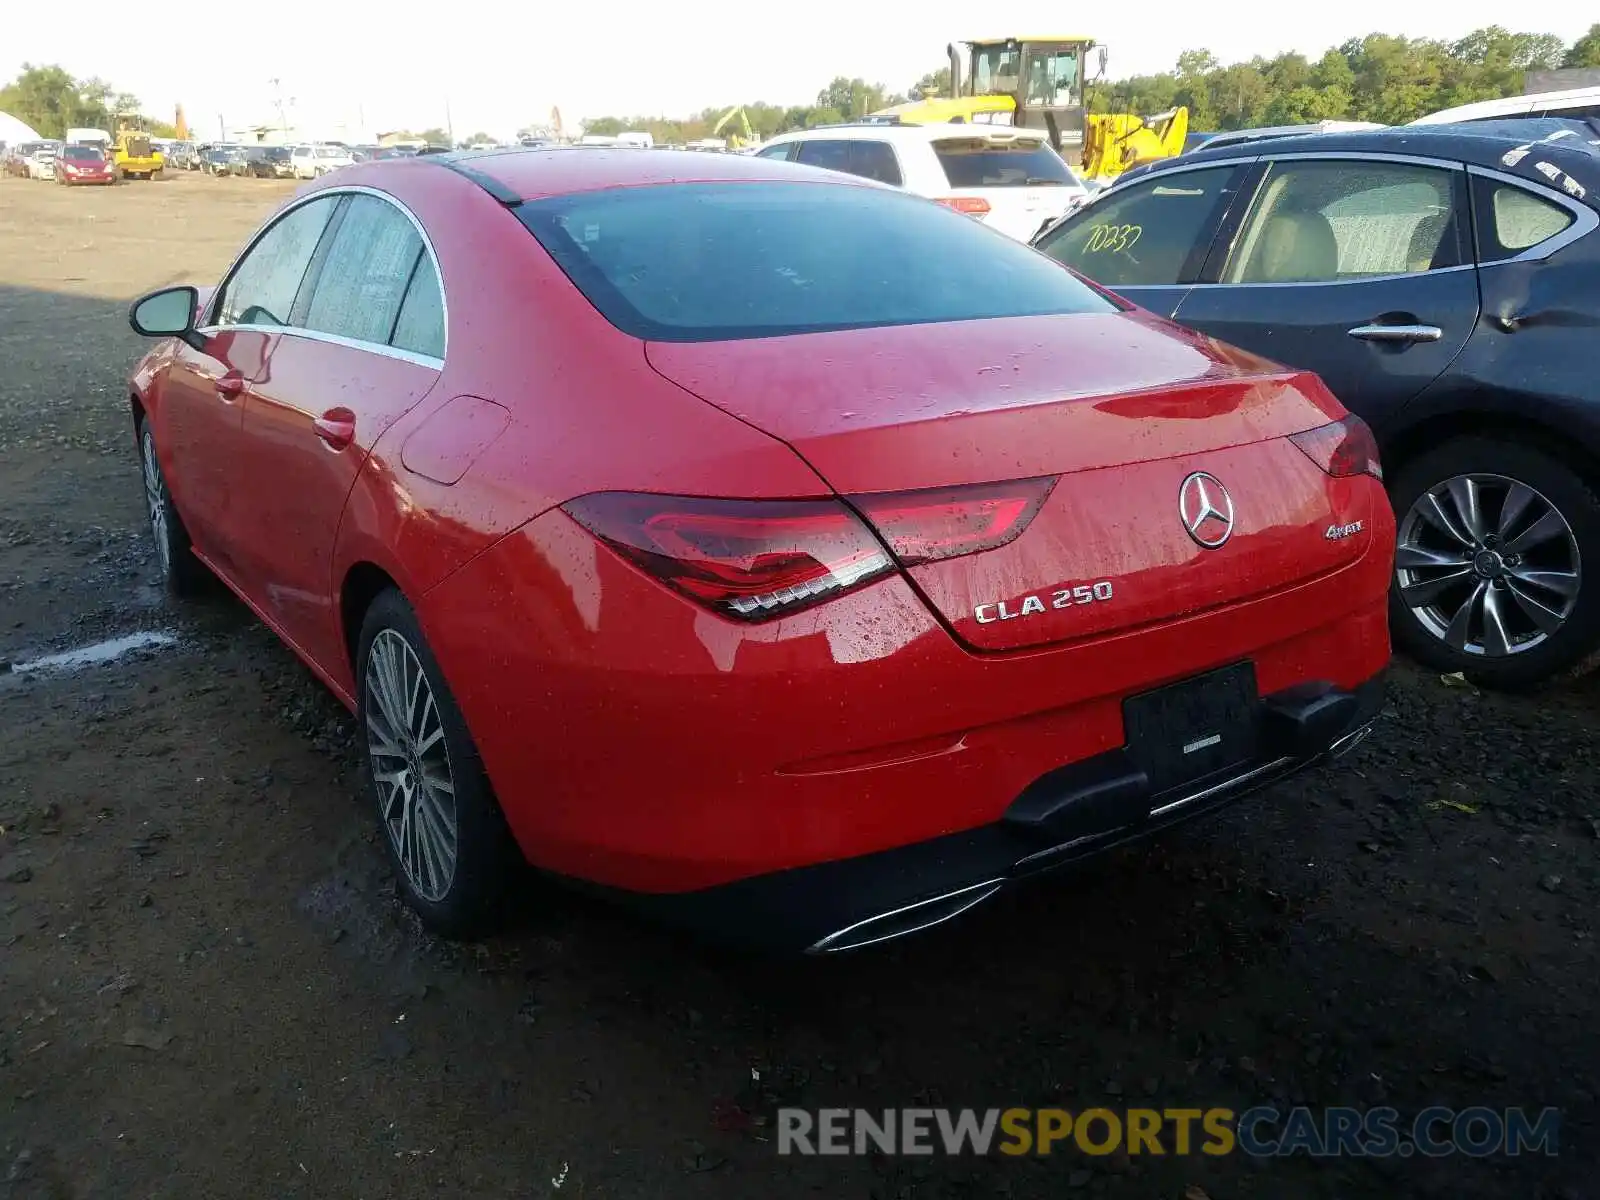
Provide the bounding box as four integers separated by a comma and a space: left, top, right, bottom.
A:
935, 196, 991, 217
1289, 415, 1383, 481
562, 494, 894, 620
563, 478, 1056, 621
850, 476, 1057, 566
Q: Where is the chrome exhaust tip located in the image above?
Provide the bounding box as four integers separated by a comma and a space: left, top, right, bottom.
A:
1328, 722, 1375, 760
807, 879, 1004, 954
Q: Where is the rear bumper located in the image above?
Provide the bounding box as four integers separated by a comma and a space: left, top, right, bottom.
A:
423, 505, 1393, 898
618, 671, 1387, 953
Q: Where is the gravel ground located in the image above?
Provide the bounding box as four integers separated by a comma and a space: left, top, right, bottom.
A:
0, 170, 1596, 1200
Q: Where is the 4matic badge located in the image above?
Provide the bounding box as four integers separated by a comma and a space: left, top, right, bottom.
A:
1325, 520, 1364, 540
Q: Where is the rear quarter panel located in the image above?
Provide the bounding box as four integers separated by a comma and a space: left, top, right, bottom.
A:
1388, 236, 1600, 455
326, 164, 825, 678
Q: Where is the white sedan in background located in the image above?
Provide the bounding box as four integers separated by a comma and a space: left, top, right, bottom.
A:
752, 122, 1090, 243
289, 143, 356, 179
26, 145, 58, 179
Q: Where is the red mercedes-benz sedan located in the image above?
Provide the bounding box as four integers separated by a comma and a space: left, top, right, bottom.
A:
125, 148, 1392, 953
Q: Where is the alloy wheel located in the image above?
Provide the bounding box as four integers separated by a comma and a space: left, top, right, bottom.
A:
141, 429, 171, 579
1396, 472, 1581, 657
364, 628, 459, 902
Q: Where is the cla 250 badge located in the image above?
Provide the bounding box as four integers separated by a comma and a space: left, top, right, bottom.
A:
975, 581, 1114, 624
1325, 520, 1364, 540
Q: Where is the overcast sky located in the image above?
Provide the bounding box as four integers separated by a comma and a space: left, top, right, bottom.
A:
2, 1, 1593, 139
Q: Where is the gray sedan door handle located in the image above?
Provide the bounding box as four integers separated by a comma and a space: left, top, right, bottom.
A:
1347, 323, 1443, 344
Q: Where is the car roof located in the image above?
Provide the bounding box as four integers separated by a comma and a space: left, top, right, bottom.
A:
1410, 85, 1600, 125
418, 146, 893, 203
1122, 120, 1600, 212
1197, 120, 1386, 147
762, 121, 1052, 146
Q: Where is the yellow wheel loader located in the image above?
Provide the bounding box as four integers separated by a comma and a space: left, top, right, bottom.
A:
871, 38, 1187, 183
1080, 107, 1189, 182
112, 127, 165, 180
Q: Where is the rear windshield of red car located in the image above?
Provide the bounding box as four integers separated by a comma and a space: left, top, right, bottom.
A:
516, 181, 1115, 341
62, 146, 105, 162
933, 139, 1079, 188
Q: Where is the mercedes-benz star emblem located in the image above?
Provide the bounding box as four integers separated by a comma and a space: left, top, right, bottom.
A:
1179, 471, 1235, 549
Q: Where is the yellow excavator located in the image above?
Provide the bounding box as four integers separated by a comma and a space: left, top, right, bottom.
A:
713, 105, 755, 149
871, 38, 1187, 182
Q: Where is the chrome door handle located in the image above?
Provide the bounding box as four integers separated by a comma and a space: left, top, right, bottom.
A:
1347, 323, 1442, 344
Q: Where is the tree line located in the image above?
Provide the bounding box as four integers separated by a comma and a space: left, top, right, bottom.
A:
4, 25, 1597, 148
0, 65, 180, 139
583, 24, 1600, 143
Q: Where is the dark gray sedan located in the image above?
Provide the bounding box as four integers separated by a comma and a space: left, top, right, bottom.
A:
1036, 120, 1600, 689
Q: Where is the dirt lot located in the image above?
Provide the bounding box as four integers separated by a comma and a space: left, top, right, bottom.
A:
1, 170, 1597, 1200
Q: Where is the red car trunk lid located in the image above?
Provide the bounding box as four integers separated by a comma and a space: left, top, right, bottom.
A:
646, 312, 1376, 651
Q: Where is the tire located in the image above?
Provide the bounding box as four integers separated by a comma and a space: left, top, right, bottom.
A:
356, 589, 522, 937
1389, 435, 1600, 689
151, 168, 163, 180
138, 422, 208, 597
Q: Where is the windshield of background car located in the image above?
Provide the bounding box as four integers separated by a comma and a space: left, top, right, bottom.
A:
63, 146, 103, 161
517, 181, 1118, 342
934, 138, 1078, 187
317, 146, 343, 157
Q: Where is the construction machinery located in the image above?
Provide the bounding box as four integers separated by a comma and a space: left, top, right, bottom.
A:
712, 105, 755, 150
871, 38, 1188, 182
873, 39, 1098, 148
112, 124, 164, 180
1079, 107, 1188, 182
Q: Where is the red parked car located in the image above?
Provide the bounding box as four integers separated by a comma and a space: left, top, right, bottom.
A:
125, 150, 1393, 952
55, 144, 117, 185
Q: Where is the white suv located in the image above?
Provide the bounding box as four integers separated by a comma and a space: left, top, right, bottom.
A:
289, 143, 356, 179
1409, 86, 1600, 126
753, 122, 1089, 242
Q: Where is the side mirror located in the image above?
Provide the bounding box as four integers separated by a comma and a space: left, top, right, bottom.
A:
129, 285, 205, 350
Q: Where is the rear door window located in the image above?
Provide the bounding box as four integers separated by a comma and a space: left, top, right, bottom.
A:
754, 143, 794, 161
792, 139, 902, 184
390, 254, 446, 359
1221, 159, 1465, 283
1035, 165, 1245, 287
793, 140, 853, 174
1472, 175, 1578, 261
301, 195, 424, 345
933, 138, 1077, 188
845, 141, 902, 185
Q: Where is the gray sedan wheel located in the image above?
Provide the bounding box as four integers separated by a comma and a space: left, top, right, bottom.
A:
1396, 473, 1580, 656
1389, 436, 1600, 689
